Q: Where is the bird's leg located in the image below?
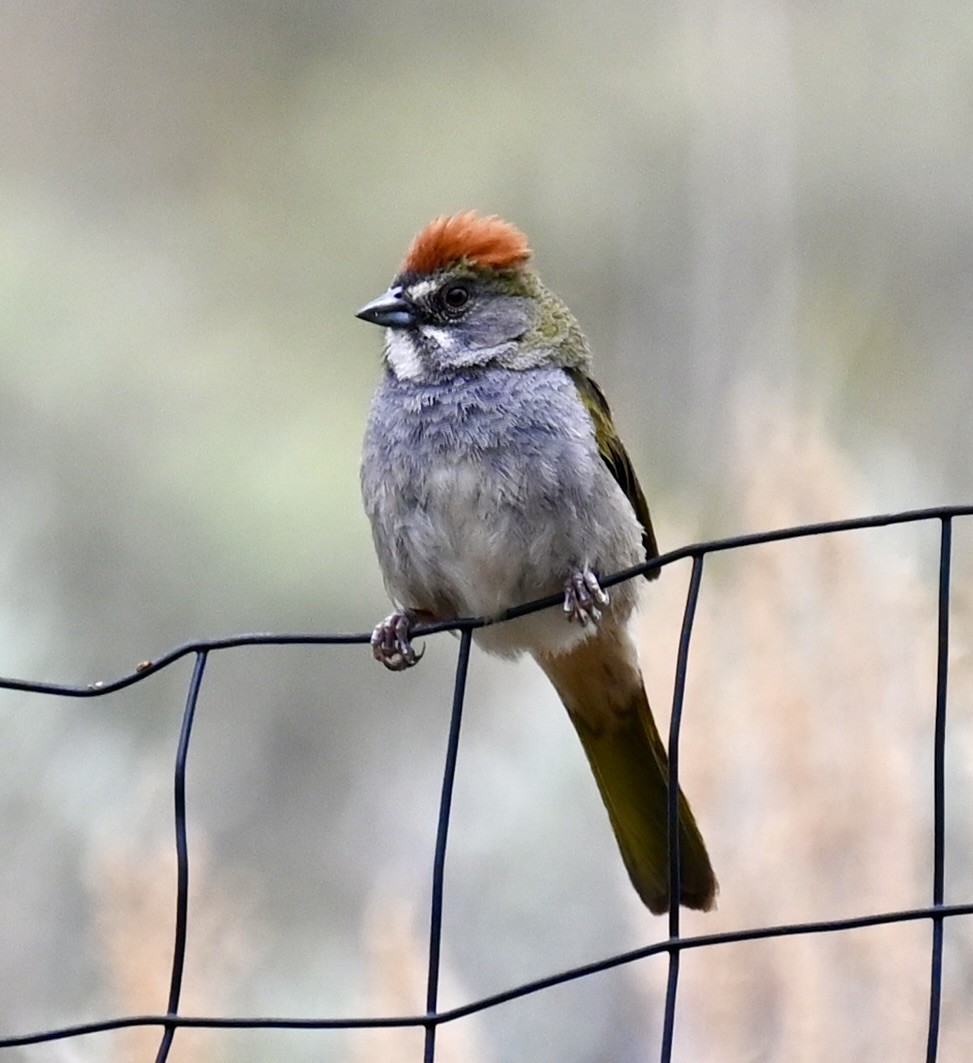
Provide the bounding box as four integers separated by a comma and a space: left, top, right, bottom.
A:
371, 609, 426, 671
563, 568, 610, 626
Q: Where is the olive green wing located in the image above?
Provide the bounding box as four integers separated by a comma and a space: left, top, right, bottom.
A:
566, 368, 660, 581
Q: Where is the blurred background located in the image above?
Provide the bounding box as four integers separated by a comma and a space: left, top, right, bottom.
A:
1, 2, 972, 1060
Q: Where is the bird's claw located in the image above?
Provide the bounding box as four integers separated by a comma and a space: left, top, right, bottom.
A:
371, 611, 425, 671
563, 569, 610, 626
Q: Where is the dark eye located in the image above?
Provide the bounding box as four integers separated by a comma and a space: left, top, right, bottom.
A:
442, 284, 470, 311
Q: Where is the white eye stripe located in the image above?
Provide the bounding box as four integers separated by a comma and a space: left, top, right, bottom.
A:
405, 278, 441, 302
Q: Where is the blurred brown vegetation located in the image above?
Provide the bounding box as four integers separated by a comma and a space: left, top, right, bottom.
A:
634, 396, 973, 1060
1, 2, 972, 1061
91, 838, 253, 1063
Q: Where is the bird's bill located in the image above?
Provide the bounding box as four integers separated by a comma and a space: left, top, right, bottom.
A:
355, 287, 416, 328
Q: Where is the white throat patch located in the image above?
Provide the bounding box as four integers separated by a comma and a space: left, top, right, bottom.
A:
384, 329, 424, 381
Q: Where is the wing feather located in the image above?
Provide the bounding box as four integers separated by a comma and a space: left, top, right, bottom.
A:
566, 368, 660, 580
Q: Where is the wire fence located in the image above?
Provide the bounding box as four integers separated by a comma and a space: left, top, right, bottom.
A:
1, 504, 971, 1062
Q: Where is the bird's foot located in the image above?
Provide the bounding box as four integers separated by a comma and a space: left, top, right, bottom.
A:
563, 569, 610, 626
371, 610, 425, 671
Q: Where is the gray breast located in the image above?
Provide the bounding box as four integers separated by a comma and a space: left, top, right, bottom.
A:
361, 365, 643, 640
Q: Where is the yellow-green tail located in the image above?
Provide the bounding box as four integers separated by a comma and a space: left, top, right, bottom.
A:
537, 632, 717, 914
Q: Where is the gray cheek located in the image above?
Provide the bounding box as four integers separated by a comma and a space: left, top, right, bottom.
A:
464, 297, 536, 349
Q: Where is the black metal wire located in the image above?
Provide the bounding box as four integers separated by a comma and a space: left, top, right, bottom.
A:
5, 900, 973, 1048
424, 628, 473, 1063
925, 516, 952, 1062
661, 552, 705, 1062
154, 650, 209, 1063
0, 505, 970, 1061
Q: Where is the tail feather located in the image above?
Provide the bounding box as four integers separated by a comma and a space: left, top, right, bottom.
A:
536, 628, 717, 914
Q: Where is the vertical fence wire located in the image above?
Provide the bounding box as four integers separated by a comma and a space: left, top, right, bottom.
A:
156, 650, 209, 1063
925, 517, 952, 1062
424, 628, 473, 1063
0, 506, 971, 1059
660, 552, 705, 1062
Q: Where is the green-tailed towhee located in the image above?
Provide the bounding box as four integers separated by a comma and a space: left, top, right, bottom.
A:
357, 212, 716, 913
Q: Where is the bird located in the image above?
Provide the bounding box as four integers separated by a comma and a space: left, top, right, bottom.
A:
357, 211, 716, 913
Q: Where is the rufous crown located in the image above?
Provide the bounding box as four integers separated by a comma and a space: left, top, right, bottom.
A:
402, 211, 531, 274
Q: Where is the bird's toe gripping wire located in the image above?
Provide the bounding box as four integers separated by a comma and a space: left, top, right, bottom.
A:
563, 568, 610, 626
371, 610, 425, 671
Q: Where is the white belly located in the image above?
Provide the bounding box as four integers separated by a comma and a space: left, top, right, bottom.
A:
408, 460, 549, 617
386, 459, 641, 659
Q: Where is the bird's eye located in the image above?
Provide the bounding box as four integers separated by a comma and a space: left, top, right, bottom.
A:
442, 284, 470, 311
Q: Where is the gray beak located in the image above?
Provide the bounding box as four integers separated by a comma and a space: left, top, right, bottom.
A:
356, 287, 416, 328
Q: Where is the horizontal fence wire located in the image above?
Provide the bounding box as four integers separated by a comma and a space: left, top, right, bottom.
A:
0, 504, 971, 1061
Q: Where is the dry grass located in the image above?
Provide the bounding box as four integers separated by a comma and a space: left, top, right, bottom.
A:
90, 836, 252, 1063
353, 887, 485, 1063
631, 395, 972, 1060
